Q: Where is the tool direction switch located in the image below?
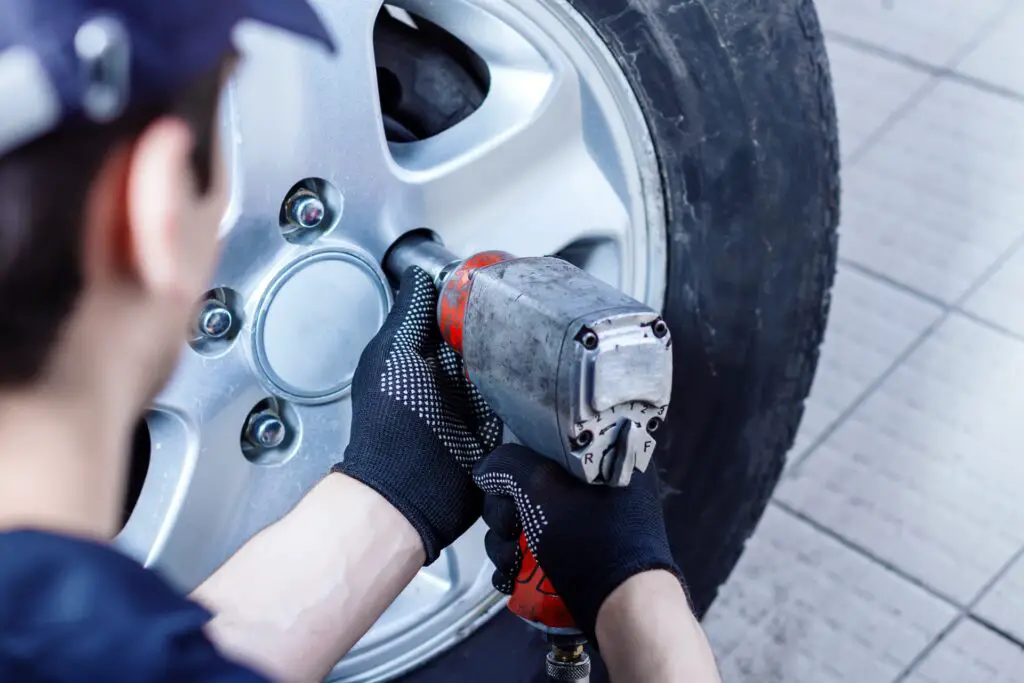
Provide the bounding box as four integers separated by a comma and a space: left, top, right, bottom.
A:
569, 310, 671, 486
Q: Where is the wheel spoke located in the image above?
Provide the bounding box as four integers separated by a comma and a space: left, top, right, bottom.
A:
391, 0, 632, 261
121, 349, 492, 605
120, 346, 356, 591
117, 347, 258, 588
227, 2, 411, 260
340, 520, 497, 669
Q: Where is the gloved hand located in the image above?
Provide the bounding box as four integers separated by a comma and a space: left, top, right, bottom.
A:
473, 444, 682, 643
333, 267, 503, 564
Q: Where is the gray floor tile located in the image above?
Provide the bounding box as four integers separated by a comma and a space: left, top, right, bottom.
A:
903, 619, 1024, 683
957, 6, 1024, 96
973, 553, 1024, 644
827, 41, 934, 161
790, 266, 941, 463
779, 315, 1024, 605
962, 242, 1024, 339
814, 0, 1008, 67
703, 506, 957, 683
839, 79, 1024, 303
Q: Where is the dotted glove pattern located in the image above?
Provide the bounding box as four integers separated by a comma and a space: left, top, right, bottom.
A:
377, 271, 501, 466
335, 267, 502, 564
473, 444, 683, 643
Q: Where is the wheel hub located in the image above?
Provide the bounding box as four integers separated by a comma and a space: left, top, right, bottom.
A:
117, 0, 667, 681
254, 251, 389, 404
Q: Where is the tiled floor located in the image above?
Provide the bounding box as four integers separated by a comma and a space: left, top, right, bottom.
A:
703, 1, 1024, 680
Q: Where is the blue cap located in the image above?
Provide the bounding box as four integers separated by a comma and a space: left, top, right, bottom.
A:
0, 0, 336, 157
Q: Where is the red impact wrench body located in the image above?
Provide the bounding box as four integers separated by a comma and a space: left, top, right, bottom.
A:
386, 233, 673, 681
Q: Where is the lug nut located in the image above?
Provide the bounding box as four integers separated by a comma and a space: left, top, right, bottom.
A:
246, 410, 287, 449
286, 192, 326, 230
652, 319, 669, 339
198, 300, 233, 339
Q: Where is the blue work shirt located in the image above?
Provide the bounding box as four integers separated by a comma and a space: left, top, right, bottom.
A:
0, 531, 269, 682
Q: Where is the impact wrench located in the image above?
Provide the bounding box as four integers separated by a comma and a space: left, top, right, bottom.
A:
385, 232, 673, 682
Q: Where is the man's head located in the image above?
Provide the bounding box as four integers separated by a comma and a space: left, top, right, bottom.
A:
0, 0, 334, 406
0, 59, 232, 396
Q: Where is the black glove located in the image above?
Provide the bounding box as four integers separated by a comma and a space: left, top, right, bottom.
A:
473, 444, 682, 643
333, 267, 503, 564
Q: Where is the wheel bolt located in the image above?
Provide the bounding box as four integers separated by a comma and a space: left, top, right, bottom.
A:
286, 192, 326, 230
199, 300, 233, 339
247, 411, 286, 449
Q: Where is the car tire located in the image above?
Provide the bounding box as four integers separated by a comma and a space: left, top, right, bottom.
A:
403, 0, 840, 679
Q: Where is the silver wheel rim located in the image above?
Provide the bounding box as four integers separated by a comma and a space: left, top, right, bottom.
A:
116, 0, 667, 680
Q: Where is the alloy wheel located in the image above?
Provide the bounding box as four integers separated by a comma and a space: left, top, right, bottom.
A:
117, 0, 666, 680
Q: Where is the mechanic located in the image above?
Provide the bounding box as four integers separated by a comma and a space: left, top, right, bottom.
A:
0, 1, 722, 681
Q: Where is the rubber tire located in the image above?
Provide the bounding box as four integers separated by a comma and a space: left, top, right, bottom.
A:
403, 0, 840, 679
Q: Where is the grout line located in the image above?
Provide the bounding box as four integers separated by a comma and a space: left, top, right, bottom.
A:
769, 8, 1024, 681
837, 258, 1024, 344
773, 496, 1024, 682
942, 0, 1022, 73
966, 544, 1024, 611
794, 228, 1024, 474
970, 614, 1024, 651
840, 220, 1024, 315
787, 310, 945, 472
953, 233, 1024, 308
825, 32, 1024, 106
776, 499, 1024, 680
841, 1, 1019, 166
942, 71, 1024, 105
845, 75, 941, 166
770, 500, 963, 609
826, 31, 950, 76
889, 615, 964, 683
952, 309, 1024, 345
837, 259, 949, 310
889, 544, 1024, 681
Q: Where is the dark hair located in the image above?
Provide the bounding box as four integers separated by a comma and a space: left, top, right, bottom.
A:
0, 63, 227, 386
